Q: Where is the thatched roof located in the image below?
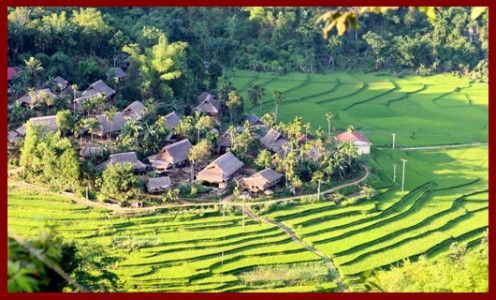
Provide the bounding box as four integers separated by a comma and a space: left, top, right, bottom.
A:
83, 80, 115, 98
8, 131, 22, 143
147, 176, 172, 193
148, 139, 192, 169
74, 92, 104, 111
245, 113, 264, 126
260, 128, 289, 152
194, 94, 221, 115
164, 112, 181, 131
28, 115, 58, 132
15, 125, 27, 136
123, 101, 145, 120
107, 67, 128, 79
197, 152, 244, 183
217, 126, 245, 147
243, 168, 283, 189
53, 76, 68, 90
198, 92, 215, 104
17, 89, 57, 107
95, 112, 127, 135
80, 146, 105, 158
96, 152, 147, 172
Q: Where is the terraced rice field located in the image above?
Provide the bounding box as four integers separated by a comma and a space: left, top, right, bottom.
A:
8, 71, 487, 291
229, 71, 488, 147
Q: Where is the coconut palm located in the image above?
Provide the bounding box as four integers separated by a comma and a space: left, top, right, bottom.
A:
104, 106, 117, 140
325, 112, 334, 137
23, 57, 43, 87
273, 90, 282, 122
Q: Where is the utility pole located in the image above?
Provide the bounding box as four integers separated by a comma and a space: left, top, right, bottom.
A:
401, 159, 408, 192
393, 164, 397, 183
318, 179, 321, 200
85, 186, 89, 208
392, 133, 396, 150
242, 197, 245, 232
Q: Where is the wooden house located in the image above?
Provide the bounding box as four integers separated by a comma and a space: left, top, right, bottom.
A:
107, 67, 128, 82
242, 168, 283, 194
95, 112, 128, 137
164, 111, 181, 131
96, 152, 147, 173
243, 113, 265, 126
194, 93, 221, 116
123, 101, 146, 120
260, 128, 289, 153
83, 79, 115, 100
146, 176, 172, 193
148, 139, 193, 173
196, 152, 244, 189
17, 89, 58, 108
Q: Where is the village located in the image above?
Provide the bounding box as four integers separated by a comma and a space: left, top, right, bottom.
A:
7, 62, 372, 208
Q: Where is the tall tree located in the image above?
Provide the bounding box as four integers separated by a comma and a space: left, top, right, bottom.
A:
273, 90, 282, 122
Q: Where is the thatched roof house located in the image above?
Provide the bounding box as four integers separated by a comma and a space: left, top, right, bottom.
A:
123, 101, 146, 120
242, 168, 283, 194
107, 67, 128, 80
260, 128, 289, 153
8, 131, 22, 144
74, 92, 104, 112
164, 111, 181, 131
148, 139, 192, 173
80, 146, 105, 158
198, 92, 215, 104
197, 152, 244, 188
95, 112, 127, 136
83, 80, 115, 99
28, 115, 58, 132
17, 89, 57, 108
146, 176, 172, 193
217, 126, 245, 148
53, 76, 68, 91
194, 93, 221, 115
14, 125, 27, 137
244, 113, 264, 126
96, 152, 147, 172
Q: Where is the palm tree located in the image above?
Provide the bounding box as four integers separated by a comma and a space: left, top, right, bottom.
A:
347, 124, 355, 147
104, 106, 117, 140
43, 92, 55, 115
71, 84, 78, 116
325, 112, 334, 137
23, 57, 43, 87
273, 90, 282, 122
248, 84, 265, 114
85, 118, 100, 143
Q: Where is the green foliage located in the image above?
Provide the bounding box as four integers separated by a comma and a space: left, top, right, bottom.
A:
97, 162, 144, 201
254, 149, 273, 170
56, 109, 75, 135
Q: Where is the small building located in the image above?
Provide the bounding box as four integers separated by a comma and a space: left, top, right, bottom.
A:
107, 67, 128, 82
17, 89, 58, 108
260, 128, 289, 153
217, 126, 245, 149
83, 80, 115, 100
53, 76, 69, 92
80, 146, 105, 159
198, 92, 215, 104
8, 67, 18, 81
94, 112, 128, 137
194, 93, 221, 116
164, 111, 181, 132
148, 139, 193, 173
243, 113, 265, 126
73, 92, 104, 112
146, 176, 172, 193
336, 131, 372, 155
123, 101, 146, 120
242, 168, 283, 194
8, 131, 22, 144
28, 115, 59, 132
196, 152, 244, 189
96, 152, 147, 173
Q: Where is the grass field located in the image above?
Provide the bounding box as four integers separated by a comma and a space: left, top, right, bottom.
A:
8, 71, 488, 292
227, 71, 488, 147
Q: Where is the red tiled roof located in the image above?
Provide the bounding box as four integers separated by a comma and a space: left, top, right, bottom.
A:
336, 131, 370, 143
8, 67, 17, 80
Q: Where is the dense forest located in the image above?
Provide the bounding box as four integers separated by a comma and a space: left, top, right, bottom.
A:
8, 7, 488, 111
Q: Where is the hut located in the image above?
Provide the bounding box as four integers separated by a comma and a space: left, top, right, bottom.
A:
146, 176, 172, 193
17, 89, 57, 108
336, 131, 372, 155
95, 112, 127, 137
53, 76, 69, 91
242, 168, 283, 194
107, 67, 128, 82
8, 131, 22, 144
243, 113, 265, 126
83, 79, 115, 99
148, 139, 193, 173
217, 126, 245, 149
196, 152, 244, 189
123, 101, 146, 120
73, 92, 104, 112
96, 152, 147, 173
164, 111, 181, 131
260, 128, 289, 153
28, 115, 58, 132
194, 93, 221, 116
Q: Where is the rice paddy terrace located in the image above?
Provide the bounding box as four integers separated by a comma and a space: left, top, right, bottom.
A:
8, 71, 488, 292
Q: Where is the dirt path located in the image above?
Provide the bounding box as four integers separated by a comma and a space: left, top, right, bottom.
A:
377, 142, 487, 151
240, 204, 345, 291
